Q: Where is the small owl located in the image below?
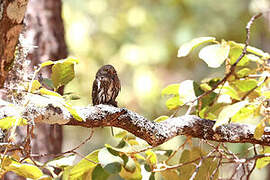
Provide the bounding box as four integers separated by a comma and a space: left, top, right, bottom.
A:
92, 64, 121, 107
92, 65, 121, 136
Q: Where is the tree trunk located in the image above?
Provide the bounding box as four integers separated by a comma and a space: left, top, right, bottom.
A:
0, 0, 29, 87
4, 0, 67, 179
23, 0, 67, 160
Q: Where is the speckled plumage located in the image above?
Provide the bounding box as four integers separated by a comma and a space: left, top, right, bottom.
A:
92, 65, 121, 107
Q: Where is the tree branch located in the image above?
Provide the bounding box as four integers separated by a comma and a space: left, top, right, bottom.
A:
0, 93, 270, 147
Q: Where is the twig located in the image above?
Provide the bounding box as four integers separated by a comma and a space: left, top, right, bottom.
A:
240, 164, 247, 180
190, 158, 203, 180
165, 138, 188, 163
127, 146, 153, 155
230, 164, 242, 180
246, 145, 257, 180
241, 76, 268, 100
210, 157, 222, 180
31, 129, 94, 158
66, 129, 94, 153
72, 151, 98, 164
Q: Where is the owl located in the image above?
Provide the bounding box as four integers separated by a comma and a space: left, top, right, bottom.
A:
92, 65, 121, 107
92, 65, 121, 136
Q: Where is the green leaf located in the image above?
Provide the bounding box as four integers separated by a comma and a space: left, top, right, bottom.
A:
236, 68, 251, 78
70, 150, 99, 179
233, 79, 257, 92
42, 78, 55, 89
254, 120, 265, 140
229, 47, 250, 66
39, 88, 62, 97
179, 80, 196, 104
229, 41, 267, 57
145, 150, 157, 166
246, 54, 261, 62
199, 83, 212, 92
199, 103, 227, 120
198, 43, 230, 68
64, 105, 83, 122
0, 117, 27, 130
30, 80, 41, 92
179, 147, 218, 180
98, 147, 123, 174
154, 116, 169, 122
256, 147, 270, 169
105, 142, 132, 154
213, 101, 248, 130
122, 155, 136, 173
114, 130, 128, 139
5, 162, 43, 179
221, 86, 240, 100
162, 84, 180, 96
46, 154, 76, 168
119, 160, 142, 180
92, 164, 110, 180
40, 61, 55, 68
177, 37, 216, 57
51, 57, 78, 89
161, 170, 180, 180
149, 173, 155, 180
193, 81, 204, 97
165, 96, 183, 110
231, 105, 259, 124
262, 91, 270, 98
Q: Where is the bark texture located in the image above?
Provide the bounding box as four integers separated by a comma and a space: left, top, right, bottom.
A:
0, 0, 29, 87
1, 94, 269, 147
2, 0, 67, 179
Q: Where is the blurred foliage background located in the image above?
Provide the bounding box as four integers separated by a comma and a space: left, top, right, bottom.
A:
61, 0, 270, 178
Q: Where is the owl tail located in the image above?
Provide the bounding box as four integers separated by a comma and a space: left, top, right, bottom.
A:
111, 127, 114, 136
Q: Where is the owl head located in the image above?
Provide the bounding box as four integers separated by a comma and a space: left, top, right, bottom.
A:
96, 64, 117, 77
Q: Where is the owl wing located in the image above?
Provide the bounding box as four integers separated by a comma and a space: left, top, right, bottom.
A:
93, 76, 112, 105
92, 78, 99, 105
107, 76, 120, 107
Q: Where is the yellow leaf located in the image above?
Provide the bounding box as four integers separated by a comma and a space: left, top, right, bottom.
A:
254, 120, 265, 140
162, 84, 180, 96
154, 116, 169, 122
213, 101, 248, 130
177, 37, 216, 57
39, 88, 62, 97
145, 150, 157, 165
119, 161, 142, 180
30, 80, 41, 92
179, 80, 197, 105
199, 43, 230, 68
40, 61, 55, 68
0, 117, 27, 130
70, 150, 99, 179
64, 105, 83, 122
5, 162, 43, 179
161, 169, 180, 180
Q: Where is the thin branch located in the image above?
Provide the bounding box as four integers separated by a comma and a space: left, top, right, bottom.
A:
189, 158, 203, 180
210, 157, 222, 180
230, 164, 242, 180
31, 129, 95, 159
127, 146, 153, 155
241, 76, 268, 100
246, 145, 258, 180
165, 138, 188, 163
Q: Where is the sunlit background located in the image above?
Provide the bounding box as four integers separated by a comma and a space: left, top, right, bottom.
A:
61, 0, 270, 179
